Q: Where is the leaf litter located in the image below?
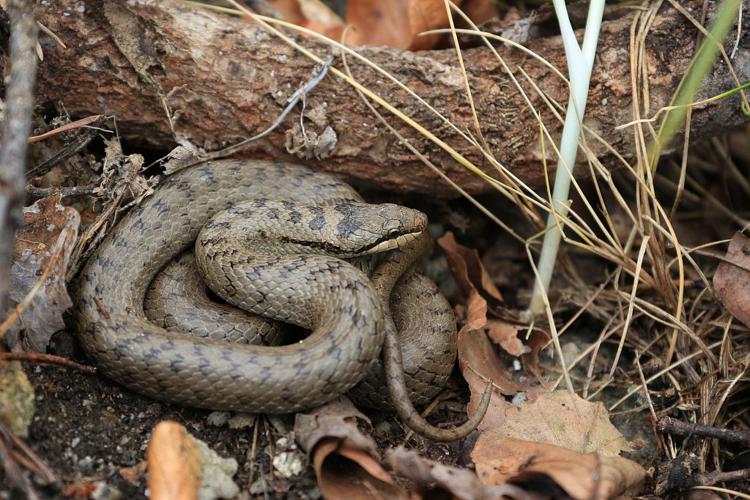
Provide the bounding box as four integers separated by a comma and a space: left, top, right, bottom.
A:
5, 0, 749, 498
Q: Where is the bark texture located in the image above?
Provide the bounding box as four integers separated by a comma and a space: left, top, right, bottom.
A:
31, 0, 750, 195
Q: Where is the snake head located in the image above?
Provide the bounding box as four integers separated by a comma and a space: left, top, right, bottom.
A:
333, 203, 428, 256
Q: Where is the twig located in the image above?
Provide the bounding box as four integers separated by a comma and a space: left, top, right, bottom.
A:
691, 468, 750, 487
27, 114, 102, 143
657, 416, 750, 446
27, 128, 98, 178
172, 55, 333, 174
0, 421, 57, 485
25, 184, 99, 198
0, 435, 39, 500
0, 0, 38, 313
0, 352, 96, 374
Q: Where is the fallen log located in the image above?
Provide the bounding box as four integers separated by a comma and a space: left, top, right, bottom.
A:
32, 0, 750, 195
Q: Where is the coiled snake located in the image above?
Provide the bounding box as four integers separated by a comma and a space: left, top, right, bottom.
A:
74, 160, 489, 441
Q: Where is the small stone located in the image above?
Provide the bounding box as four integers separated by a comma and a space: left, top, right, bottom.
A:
189, 435, 239, 500
373, 420, 393, 436
561, 341, 582, 367
248, 476, 270, 495
206, 411, 230, 427
511, 392, 528, 405
272, 450, 305, 478
91, 481, 121, 500
227, 413, 256, 429
78, 456, 94, 473
71, 437, 80, 448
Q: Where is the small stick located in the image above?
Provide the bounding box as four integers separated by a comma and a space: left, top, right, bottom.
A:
657, 416, 750, 446
0, 352, 96, 374
0, 0, 39, 313
25, 184, 98, 198
0, 436, 39, 500
0, 421, 57, 486
170, 55, 334, 173
690, 468, 750, 488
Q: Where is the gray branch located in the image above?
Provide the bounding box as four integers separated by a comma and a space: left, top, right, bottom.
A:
0, 0, 38, 314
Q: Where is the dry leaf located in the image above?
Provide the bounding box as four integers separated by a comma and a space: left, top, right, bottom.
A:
345, 0, 447, 49
471, 435, 645, 498
62, 483, 98, 498
521, 328, 550, 380
386, 446, 529, 500
269, 0, 497, 50
486, 320, 526, 357
6, 195, 80, 351
488, 390, 632, 456
294, 397, 409, 499
147, 421, 201, 500
438, 232, 527, 429
459, 328, 521, 431
119, 461, 147, 486
438, 231, 503, 306
713, 231, 750, 328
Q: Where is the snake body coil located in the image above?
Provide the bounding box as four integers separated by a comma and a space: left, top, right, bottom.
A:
75, 160, 460, 415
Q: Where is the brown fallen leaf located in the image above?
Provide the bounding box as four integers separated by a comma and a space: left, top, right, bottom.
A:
147, 421, 201, 500
345, 0, 450, 50
62, 482, 97, 498
119, 461, 147, 486
459, 328, 521, 431
4, 194, 80, 351
267, 0, 344, 37
386, 446, 530, 500
441, 232, 512, 414
438, 231, 503, 309
294, 397, 410, 499
485, 390, 632, 456
713, 231, 750, 328
486, 320, 526, 357
471, 435, 646, 498
521, 328, 550, 380
269, 0, 497, 50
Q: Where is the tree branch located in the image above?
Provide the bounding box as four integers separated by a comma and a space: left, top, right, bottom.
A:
31, 0, 750, 195
0, 0, 38, 314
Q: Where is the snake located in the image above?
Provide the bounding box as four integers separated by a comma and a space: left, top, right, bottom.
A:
74, 160, 490, 441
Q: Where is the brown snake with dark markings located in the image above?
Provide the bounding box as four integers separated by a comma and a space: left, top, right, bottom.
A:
74, 160, 490, 441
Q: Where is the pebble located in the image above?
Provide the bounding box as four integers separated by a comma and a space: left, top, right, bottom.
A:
206, 411, 230, 427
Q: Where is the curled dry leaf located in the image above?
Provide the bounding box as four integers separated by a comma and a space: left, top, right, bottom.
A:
438, 232, 522, 346
147, 421, 201, 500
268, 0, 498, 50
147, 421, 239, 500
119, 461, 147, 486
459, 327, 521, 431
294, 397, 409, 499
5, 194, 80, 351
713, 231, 750, 328
486, 320, 526, 357
386, 446, 530, 500
438, 231, 503, 313
471, 435, 646, 499
484, 390, 632, 456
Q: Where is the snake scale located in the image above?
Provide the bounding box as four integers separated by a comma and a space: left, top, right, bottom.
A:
74, 160, 489, 441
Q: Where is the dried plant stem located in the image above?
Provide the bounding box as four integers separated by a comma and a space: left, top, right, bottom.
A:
528, 0, 605, 318
0, 0, 38, 314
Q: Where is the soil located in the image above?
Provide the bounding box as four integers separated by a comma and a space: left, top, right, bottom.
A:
1, 346, 485, 499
